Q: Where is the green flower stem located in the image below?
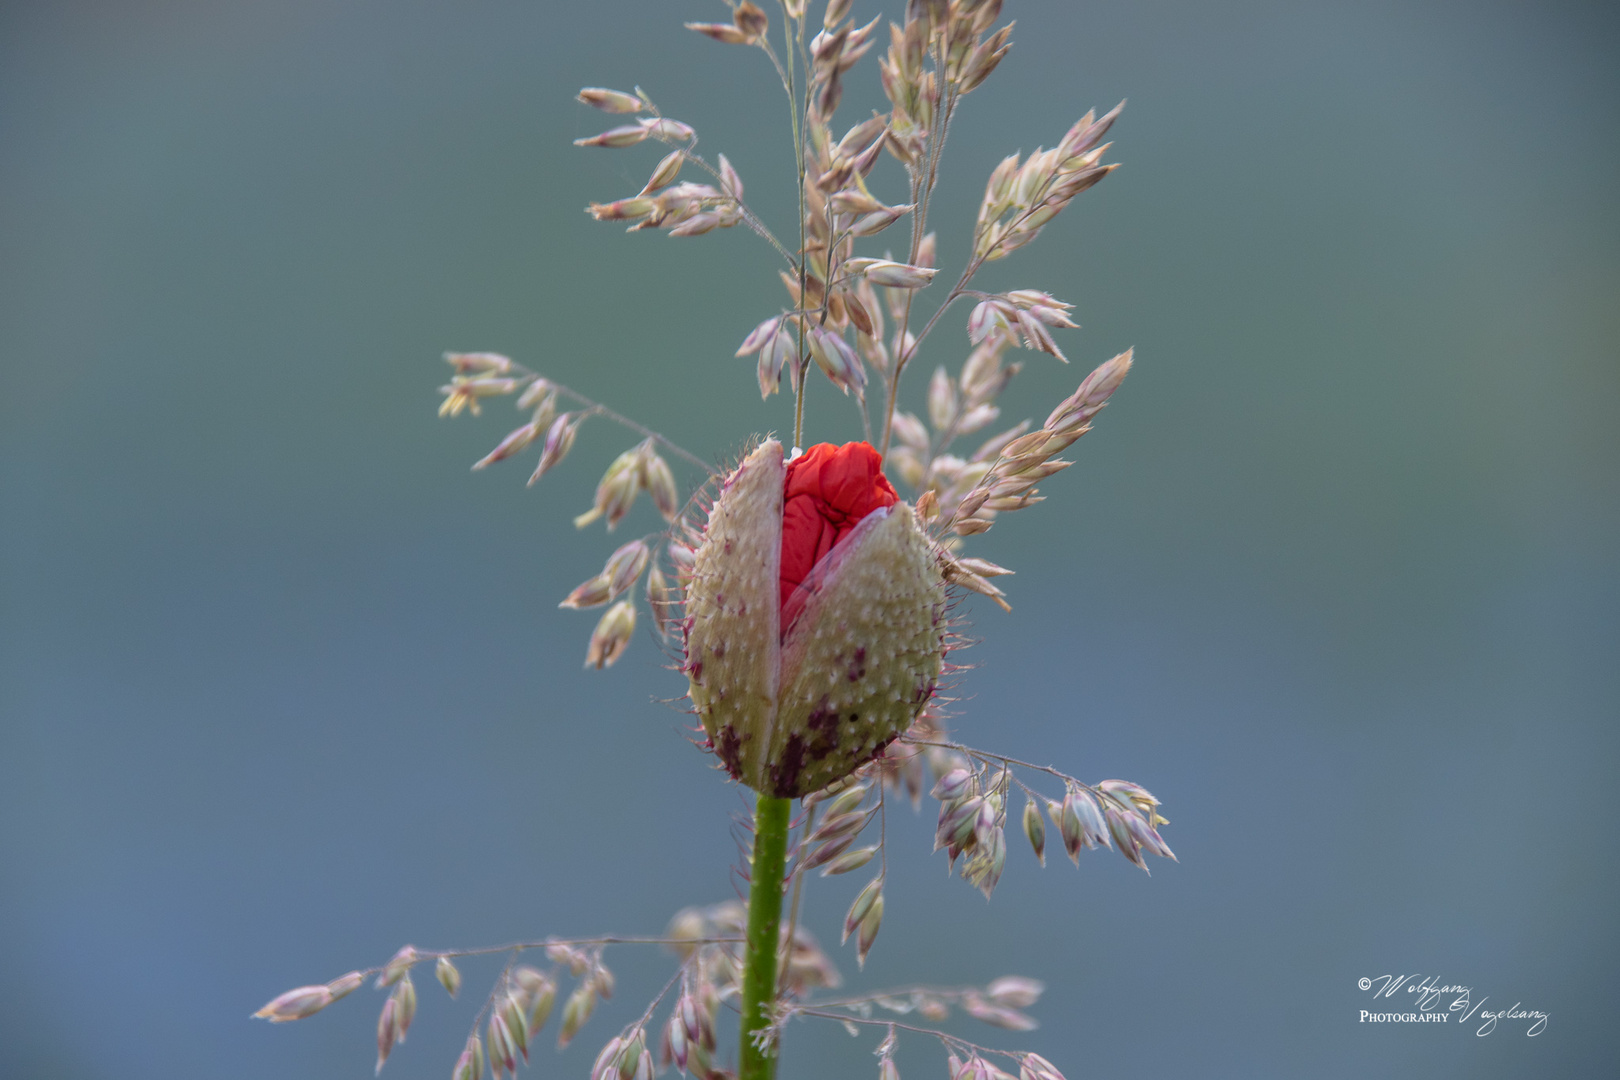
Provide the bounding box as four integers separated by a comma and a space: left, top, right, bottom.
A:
739, 794, 792, 1080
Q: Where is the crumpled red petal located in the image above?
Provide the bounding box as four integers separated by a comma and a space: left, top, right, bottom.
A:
779, 441, 898, 634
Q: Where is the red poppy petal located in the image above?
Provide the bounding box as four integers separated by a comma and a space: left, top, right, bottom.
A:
779, 442, 898, 633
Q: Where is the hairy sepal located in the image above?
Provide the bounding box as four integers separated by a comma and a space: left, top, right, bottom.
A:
772, 502, 944, 797
685, 441, 945, 799
685, 441, 784, 789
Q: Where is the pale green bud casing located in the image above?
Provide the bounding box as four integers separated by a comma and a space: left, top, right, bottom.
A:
684, 440, 947, 799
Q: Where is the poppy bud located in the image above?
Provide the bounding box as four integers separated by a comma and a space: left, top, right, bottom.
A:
684, 439, 946, 798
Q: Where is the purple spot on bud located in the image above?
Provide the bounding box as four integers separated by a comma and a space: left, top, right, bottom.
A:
716, 726, 744, 779
770, 734, 807, 796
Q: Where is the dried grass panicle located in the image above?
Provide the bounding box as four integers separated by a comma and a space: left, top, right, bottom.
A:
267, 4, 1173, 1079
906, 731, 1174, 887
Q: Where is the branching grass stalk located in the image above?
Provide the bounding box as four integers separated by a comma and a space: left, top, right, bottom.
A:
632, 87, 797, 268
775, 4, 812, 451
502, 362, 713, 474
879, 53, 963, 457
901, 736, 1113, 803
679, 147, 800, 268
789, 1008, 1025, 1064
777, 802, 815, 994
424, 935, 739, 963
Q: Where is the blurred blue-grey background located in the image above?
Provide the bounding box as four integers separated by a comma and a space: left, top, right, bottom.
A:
3, 1, 1616, 1076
